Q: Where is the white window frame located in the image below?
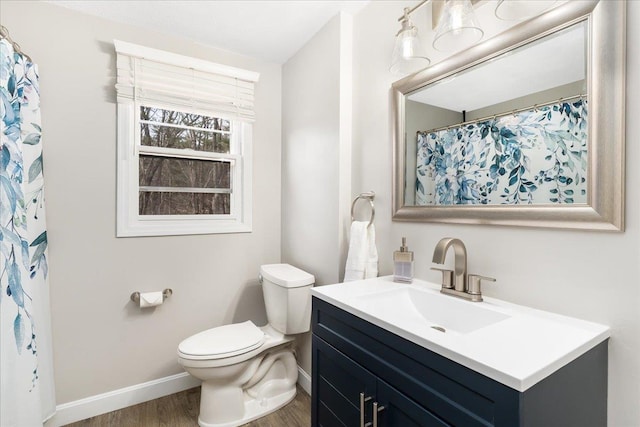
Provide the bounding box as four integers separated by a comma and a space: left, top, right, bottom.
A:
115, 41, 257, 237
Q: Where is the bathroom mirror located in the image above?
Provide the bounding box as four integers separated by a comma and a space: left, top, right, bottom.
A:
392, 0, 625, 231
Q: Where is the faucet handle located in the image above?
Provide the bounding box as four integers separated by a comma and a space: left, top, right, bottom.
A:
467, 274, 496, 296
431, 267, 454, 289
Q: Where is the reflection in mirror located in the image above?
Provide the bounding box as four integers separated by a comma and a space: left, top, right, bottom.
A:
392, 0, 625, 231
404, 21, 588, 207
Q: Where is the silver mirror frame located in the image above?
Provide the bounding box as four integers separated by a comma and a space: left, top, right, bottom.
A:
392, 0, 625, 231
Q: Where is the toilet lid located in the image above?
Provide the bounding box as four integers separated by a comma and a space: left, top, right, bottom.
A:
178, 321, 266, 360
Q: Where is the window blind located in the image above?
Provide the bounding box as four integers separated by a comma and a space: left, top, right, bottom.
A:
114, 40, 259, 122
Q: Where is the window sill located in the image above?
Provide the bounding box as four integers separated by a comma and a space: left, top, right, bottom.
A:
116, 219, 252, 237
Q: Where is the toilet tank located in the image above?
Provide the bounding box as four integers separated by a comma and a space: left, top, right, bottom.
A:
259, 264, 315, 334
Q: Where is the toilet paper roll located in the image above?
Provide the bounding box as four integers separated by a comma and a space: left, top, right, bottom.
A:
139, 291, 164, 308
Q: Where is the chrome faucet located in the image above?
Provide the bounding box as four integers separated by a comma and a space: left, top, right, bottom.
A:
431, 237, 495, 302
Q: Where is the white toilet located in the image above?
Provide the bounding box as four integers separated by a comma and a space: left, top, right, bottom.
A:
177, 264, 315, 427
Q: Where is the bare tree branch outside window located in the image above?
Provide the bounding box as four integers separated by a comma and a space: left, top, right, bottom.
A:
138, 106, 232, 215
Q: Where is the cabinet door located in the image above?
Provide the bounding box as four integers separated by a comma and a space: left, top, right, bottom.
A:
312, 335, 377, 427
376, 380, 451, 427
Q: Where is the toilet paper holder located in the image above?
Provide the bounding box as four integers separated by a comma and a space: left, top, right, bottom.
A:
130, 288, 173, 304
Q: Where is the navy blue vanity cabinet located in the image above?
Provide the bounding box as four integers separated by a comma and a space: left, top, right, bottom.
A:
311, 297, 608, 427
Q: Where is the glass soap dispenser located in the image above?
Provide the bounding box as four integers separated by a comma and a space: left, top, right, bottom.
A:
393, 237, 414, 283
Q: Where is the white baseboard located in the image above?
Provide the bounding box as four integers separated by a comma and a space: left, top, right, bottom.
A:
44, 367, 311, 426
297, 365, 312, 396
44, 372, 200, 427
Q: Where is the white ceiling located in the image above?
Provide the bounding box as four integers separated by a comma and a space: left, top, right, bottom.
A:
48, 0, 369, 64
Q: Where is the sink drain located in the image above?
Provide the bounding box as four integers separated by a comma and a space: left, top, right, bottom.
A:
431, 326, 446, 333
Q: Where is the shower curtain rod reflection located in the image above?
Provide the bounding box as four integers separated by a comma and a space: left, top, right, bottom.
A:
419, 93, 586, 135
0, 25, 32, 62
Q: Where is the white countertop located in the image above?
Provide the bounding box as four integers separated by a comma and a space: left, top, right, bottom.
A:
311, 276, 610, 392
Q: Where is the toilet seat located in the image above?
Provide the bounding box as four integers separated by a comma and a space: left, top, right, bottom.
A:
178, 321, 266, 360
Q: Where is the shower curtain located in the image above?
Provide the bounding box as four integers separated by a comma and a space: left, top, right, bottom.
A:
1, 38, 56, 425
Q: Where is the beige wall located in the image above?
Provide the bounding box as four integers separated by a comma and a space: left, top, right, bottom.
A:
0, 1, 282, 404
353, 2, 640, 426
281, 13, 353, 375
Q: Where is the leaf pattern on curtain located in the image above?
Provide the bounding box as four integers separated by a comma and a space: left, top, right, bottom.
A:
416, 100, 588, 205
1, 39, 48, 389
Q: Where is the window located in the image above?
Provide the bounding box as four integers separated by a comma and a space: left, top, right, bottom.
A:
138, 106, 232, 216
114, 41, 259, 236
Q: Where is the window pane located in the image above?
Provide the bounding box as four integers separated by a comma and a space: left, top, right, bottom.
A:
139, 155, 230, 189
141, 106, 230, 132
139, 192, 230, 215
141, 123, 230, 153
140, 106, 230, 154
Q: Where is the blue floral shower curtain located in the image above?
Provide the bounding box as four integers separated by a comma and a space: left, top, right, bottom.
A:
416, 100, 588, 206
1, 38, 56, 425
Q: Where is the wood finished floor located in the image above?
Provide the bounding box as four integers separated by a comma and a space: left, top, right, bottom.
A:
65, 385, 310, 427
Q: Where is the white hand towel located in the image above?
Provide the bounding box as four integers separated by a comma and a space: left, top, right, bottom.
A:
364, 223, 378, 279
344, 221, 378, 282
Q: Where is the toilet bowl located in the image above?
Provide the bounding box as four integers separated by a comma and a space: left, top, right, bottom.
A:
178, 264, 314, 427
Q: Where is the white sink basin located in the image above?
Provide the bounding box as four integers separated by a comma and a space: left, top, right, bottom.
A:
355, 287, 510, 334
311, 276, 610, 391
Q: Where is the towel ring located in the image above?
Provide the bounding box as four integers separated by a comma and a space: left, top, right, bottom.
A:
351, 191, 375, 227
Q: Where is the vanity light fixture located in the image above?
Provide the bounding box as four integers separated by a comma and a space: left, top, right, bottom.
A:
390, 7, 431, 74
432, 0, 484, 52
391, 0, 561, 75
390, 0, 483, 75
495, 0, 559, 21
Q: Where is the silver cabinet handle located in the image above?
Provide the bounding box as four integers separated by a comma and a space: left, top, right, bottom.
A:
360, 393, 372, 427
373, 401, 385, 427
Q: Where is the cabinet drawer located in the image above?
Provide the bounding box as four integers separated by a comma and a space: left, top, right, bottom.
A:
313, 297, 519, 426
